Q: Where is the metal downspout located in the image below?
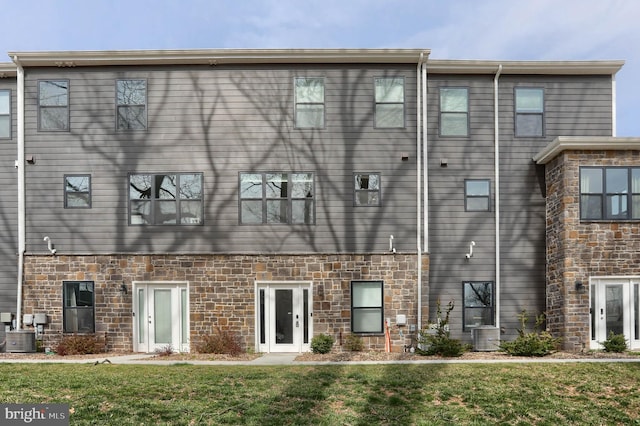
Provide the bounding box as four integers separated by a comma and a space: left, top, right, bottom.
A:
416, 52, 423, 331
12, 55, 25, 330
494, 65, 502, 329
612, 73, 617, 137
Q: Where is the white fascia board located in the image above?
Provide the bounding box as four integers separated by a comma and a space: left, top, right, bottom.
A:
7, 48, 431, 67
0, 62, 17, 77
533, 136, 640, 164
428, 59, 624, 76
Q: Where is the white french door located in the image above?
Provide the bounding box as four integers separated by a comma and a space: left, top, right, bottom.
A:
133, 282, 189, 353
591, 277, 640, 350
256, 282, 313, 353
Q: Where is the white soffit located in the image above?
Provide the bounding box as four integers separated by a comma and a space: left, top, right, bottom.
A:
533, 136, 640, 165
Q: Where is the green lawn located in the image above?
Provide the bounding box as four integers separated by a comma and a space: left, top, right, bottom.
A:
2, 362, 640, 425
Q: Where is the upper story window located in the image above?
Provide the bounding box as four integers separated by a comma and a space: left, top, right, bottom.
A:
463, 281, 494, 331
63, 281, 95, 333
64, 174, 91, 208
39, 80, 69, 131
351, 280, 384, 333
580, 167, 640, 220
465, 179, 491, 211
295, 77, 324, 129
129, 173, 203, 225
515, 88, 544, 137
0, 90, 10, 138
374, 77, 404, 128
117, 79, 147, 130
354, 173, 381, 206
240, 172, 314, 224
440, 87, 468, 137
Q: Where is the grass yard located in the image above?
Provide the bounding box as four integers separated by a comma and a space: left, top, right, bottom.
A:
2, 362, 640, 425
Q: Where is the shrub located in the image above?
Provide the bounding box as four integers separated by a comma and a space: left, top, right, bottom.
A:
311, 333, 334, 354
196, 326, 243, 356
155, 345, 174, 357
499, 311, 561, 357
55, 334, 106, 356
416, 300, 470, 357
602, 331, 628, 353
344, 334, 364, 352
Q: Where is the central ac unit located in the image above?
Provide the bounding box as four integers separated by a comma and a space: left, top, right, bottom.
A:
472, 326, 500, 352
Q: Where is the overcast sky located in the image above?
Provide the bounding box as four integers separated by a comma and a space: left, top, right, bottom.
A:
2, 0, 638, 135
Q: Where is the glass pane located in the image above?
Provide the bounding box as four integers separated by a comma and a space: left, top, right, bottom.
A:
130, 175, 152, 199
275, 289, 293, 344
291, 199, 314, 224
581, 169, 603, 193
635, 284, 639, 340
154, 289, 172, 345
241, 200, 263, 224
606, 195, 628, 219
66, 176, 90, 193
66, 193, 90, 208
464, 307, 492, 328
516, 88, 543, 112
355, 191, 379, 206
181, 289, 188, 345
156, 200, 177, 224
591, 284, 596, 341
516, 114, 543, 137
605, 285, 623, 336
296, 105, 324, 128
266, 173, 288, 198
180, 200, 202, 224
0, 116, 9, 138
39, 81, 68, 106
632, 169, 640, 193
65, 308, 94, 333
606, 169, 628, 193
466, 197, 489, 211
355, 174, 379, 191
138, 288, 145, 344
156, 175, 176, 199
266, 199, 288, 223
130, 200, 151, 224
353, 309, 382, 333
240, 174, 263, 199
179, 174, 202, 199
376, 104, 404, 128
259, 289, 266, 344
581, 195, 602, 219
303, 289, 309, 344
291, 173, 313, 198
633, 196, 640, 219
295, 78, 324, 103
440, 88, 467, 112
466, 180, 490, 196
441, 113, 468, 136
464, 282, 492, 307
0, 90, 9, 114
40, 107, 68, 130
117, 80, 146, 105
117, 105, 146, 130
375, 78, 404, 102
353, 281, 382, 308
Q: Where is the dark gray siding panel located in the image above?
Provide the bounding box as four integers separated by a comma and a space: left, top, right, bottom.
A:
23, 65, 419, 255
0, 78, 17, 313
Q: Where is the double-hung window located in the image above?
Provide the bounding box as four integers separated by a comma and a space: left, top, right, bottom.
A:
465, 179, 491, 211
374, 77, 404, 128
117, 79, 147, 130
295, 77, 324, 129
0, 89, 10, 138
63, 281, 95, 333
440, 87, 468, 136
515, 88, 544, 137
129, 173, 203, 225
64, 174, 91, 208
580, 167, 640, 220
463, 281, 494, 330
351, 280, 383, 333
39, 80, 69, 131
239, 172, 314, 224
354, 173, 381, 206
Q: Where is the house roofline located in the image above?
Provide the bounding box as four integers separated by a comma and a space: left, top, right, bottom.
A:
0, 62, 16, 77
533, 136, 640, 165
428, 59, 624, 76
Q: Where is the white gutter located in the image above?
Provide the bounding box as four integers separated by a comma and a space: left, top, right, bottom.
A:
416, 52, 425, 330
494, 64, 502, 329
612, 73, 617, 137
12, 55, 25, 330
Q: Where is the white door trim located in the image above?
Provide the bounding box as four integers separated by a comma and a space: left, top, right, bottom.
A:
590, 276, 640, 350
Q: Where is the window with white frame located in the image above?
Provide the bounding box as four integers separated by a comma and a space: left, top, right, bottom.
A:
465, 179, 491, 211
63, 281, 95, 333
580, 166, 640, 220
0, 89, 10, 138
39, 80, 69, 131
463, 281, 494, 330
440, 87, 468, 136
351, 280, 384, 333
374, 77, 404, 128
129, 173, 203, 225
64, 174, 91, 208
117, 79, 147, 130
515, 87, 544, 137
239, 172, 314, 224
354, 173, 381, 206
295, 77, 324, 128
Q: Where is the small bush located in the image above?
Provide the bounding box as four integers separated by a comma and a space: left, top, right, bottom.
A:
417, 300, 470, 357
155, 345, 174, 357
602, 331, 628, 353
55, 334, 105, 356
344, 334, 364, 352
196, 326, 243, 356
499, 311, 561, 357
311, 333, 334, 354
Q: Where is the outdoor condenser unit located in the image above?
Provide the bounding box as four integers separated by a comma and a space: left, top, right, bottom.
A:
6, 330, 36, 353
472, 326, 500, 352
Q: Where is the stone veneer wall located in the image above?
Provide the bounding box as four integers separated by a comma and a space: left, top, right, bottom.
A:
545, 150, 640, 350
22, 253, 429, 353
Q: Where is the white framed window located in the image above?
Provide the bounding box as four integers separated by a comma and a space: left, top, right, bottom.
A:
374, 77, 404, 128
295, 77, 324, 129
351, 280, 383, 333
440, 87, 468, 137
39, 80, 69, 131
515, 87, 544, 137
117, 79, 147, 130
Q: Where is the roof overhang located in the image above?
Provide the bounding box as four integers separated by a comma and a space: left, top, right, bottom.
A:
0, 63, 16, 77
533, 136, 640, 165
428, 59, 624, 76
8, 48, 431, 67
